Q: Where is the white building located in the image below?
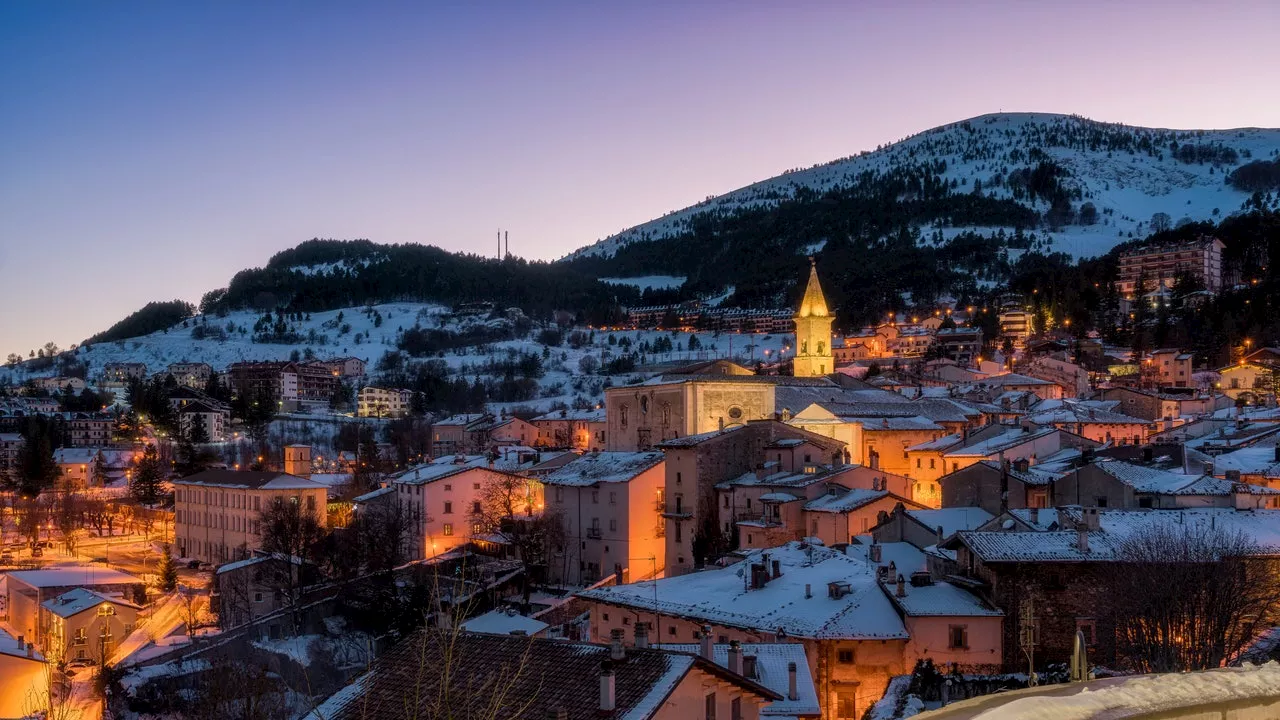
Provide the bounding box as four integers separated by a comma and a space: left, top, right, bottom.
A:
357, 386, 413, 418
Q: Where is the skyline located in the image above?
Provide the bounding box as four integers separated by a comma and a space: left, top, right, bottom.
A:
4, 1, 1280, 355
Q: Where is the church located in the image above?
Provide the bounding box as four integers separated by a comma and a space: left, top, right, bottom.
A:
792, 258, 834, 377
604, 261, 839, 451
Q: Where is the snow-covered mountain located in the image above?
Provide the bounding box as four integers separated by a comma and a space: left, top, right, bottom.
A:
568, 113, 1280, 263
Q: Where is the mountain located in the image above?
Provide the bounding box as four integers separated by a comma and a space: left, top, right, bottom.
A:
563, 113, 1280, 319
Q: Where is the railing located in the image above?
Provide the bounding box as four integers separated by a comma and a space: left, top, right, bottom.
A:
662, 504, 693, 518
585, 527, 602, 539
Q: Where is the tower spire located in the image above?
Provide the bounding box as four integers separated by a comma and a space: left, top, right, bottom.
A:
798, 258, 829, 318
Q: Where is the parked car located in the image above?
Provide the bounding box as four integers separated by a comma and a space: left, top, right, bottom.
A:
31, 546, 43, 558
89, 557, 108, 564
0, 553, 13, 565
186, 560, 201, 569
66, 657, 97, 669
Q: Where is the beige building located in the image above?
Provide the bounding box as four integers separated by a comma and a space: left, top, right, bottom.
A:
1220, 362, 1276, 404
357, 386, 413, 418
793, 260, 834, 378
2, 567, 144, 647
1116, 235, 1224, 295
40, 588, 141, 664
167, 362, 213, 388
543, 451, 666, 585
532, 407, 607, 450
173, 470, 329, 564
0, 629, 46, 719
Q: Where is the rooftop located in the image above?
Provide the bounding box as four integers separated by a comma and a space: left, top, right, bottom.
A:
543, 451, 664, 486
6, 565, 142, 588
658, 643, 818, 717
42, 587, 141, 618
173, 470, 328, 491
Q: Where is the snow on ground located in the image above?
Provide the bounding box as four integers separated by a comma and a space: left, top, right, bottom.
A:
598, 276, 687, 291
3, 301, 798, 416
568, 112, 1280, 262
929, 662, 1280, 720
253, 635, 319, 665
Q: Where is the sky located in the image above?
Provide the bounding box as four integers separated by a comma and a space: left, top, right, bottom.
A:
2, 0, 1279, 356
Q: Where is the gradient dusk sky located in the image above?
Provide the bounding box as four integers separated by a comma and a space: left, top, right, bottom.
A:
2, 1, 1279, 356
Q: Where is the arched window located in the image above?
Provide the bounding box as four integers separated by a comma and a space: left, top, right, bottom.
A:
818, 341, 825, 355
661, 403, 671, 426
800, 340, 808, 354
620, 405, 629, 427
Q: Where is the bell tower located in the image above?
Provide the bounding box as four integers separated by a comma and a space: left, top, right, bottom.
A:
792, 258, 833, 377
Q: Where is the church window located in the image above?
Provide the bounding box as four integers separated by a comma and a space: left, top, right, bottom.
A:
640, 396, 649, 414
661, 403, 671, 425
620, 405, 629, 427
818, 341, 825, 355
800, 340, 808, 354
728, 406, 743, 420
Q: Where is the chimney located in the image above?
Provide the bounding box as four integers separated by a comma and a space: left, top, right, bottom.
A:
599, 660, 616, 714
895, 574, 906, 598
788, 662, 799, 701
26, 642, 33, 658
610, 628, 625, 661
16, 635, 22, 648
869, 543, 882, 563
1226, 469, 1242, 482
1077, 528, 1090, 553
804, 583, 812, 599
742, 654, 758, 679
771, 559, 781, 579
1142, 447, 1154, 463
634, 622, 649, 650
1029, 507, 1039, 524
700, 625, 714, 660
728, 640, 743, 675
1205, 460, 1215, 476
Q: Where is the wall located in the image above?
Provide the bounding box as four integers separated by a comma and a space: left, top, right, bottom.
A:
0, 651, 46, 718
902, 614, 1002, 673
653, 665, 765, 720
176, 483, 328, 564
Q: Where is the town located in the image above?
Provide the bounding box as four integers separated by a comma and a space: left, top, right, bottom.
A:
3, 235, 1280, 720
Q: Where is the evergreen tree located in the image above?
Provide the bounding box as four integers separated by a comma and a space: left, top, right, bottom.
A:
92, 451, 109, 487
131, 444, 164, 506
159, 543, 178, 592
15, 426, 59, 498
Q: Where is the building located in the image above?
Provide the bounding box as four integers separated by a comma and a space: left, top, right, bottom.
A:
29, 376, 88, 394
1146, 349, 1194, 388
997, 310, 1034, 347
167, 362, 213, 388
53, 447, 104, 489
306, 630, 783, 720
66, 412, 113, 447
2, 567, 144, 647
177, 399, 231, 442
431, 413, 539, 456
532, 408, 608, 451
173, 470, 329, 564
391, 456, 540, 560
1116, 235, 1225, 295
1025, 402, 1150, 446
0, 432, 23, 484
543, 451, 666, 585
793, 259, 834, 378
1219, 362, 1276, 404
102, 362, 148, 384
40, 588, 141, 664
315, 356, 367, 378
224, 361, 338, 412
0, 628, 46, 719
213, 553, 316, 629
357, 386, 413, 418
582, 541, 1001, 720
935, 327, 983, 365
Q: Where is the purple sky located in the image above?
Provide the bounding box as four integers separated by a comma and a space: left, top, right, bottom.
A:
3, 1, 1279, 357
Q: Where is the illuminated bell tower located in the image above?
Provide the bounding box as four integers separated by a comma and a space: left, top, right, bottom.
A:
792, 258, 834, 377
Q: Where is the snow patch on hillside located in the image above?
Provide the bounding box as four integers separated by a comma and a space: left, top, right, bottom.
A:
568, 112, 1280, 262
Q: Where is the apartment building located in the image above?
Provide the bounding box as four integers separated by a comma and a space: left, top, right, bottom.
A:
543, 451, 666, 585
314, 356, 367, 378
225, 361, 338, 412
101, 362, 148, 384
390, 456, 540, 560
173, 470, 329, 564
1116, 235, 1224, 295
531, 407, 607, 450
40, 588, 141, 665
357, 386, 413, 418
167, 362, 213, 388
66, 412, 113, 447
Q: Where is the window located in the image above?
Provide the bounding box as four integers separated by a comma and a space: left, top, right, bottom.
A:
669, 626, 676, 636
472, 501, 481, 514
705, 692, 717, 720
474, 483, 480, 490
609, 518, 617, 531
592, 491, 599, 504
620, 405, 629, 427
731, 697, 742, 720
97, 604, 115, 616
443, 524, 454, 536
675, 523, 682, 542
1095, 497, 1109, 508
916, 459, 921, 468
306, 495, 316, 512
444, 484, 452, 491
948, 625, 969, 649
254, 592, 264, 603
74, 628, 87, 645
444, 502, 453, 514
675, 472, 682, 485
837, 649, 854, 664
929, 459, 935, 469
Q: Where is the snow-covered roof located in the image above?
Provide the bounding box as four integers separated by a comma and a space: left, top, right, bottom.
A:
42, 587, 140, 618
543, 452, 664, 486
0, 626, 44, 663
579, 542, 909, 640
718, 464, 846, 490
973, 459, 1060, 486
53, 447, 99, 464
657, 643, 818, 718
655, 424, 747, 448
758, 492, 801, 503
173, 469, 328, 490
353, 486, 394, 503
391, 457, 510, 486
531, 408, 607, 423
880, 579, 1003, 618
907, 433, 963, 452
944, 426, 1057, 458
845, 541, 928, 575
976, 372, 1053, 387
6, 565, 142, 588
459, 609, 550, 636
903, 508, 993, 538
1212, 443, 1280, 478
804, 488, 892, 513
214, 553, 304, 575
308, 473, 353, 487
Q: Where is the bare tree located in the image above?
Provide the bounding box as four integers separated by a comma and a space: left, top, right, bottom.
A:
471, 473, 563, 611
1108, 523, 1280, 673
52, 486, 83, 556
257, 497, 325, 630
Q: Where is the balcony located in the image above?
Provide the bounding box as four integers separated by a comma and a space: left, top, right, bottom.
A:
661, 503, 693, 519
585, 527, 602, 540
738, 514, 784, 528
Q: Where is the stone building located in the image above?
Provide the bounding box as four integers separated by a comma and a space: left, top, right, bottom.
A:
793, 259, 834, 378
